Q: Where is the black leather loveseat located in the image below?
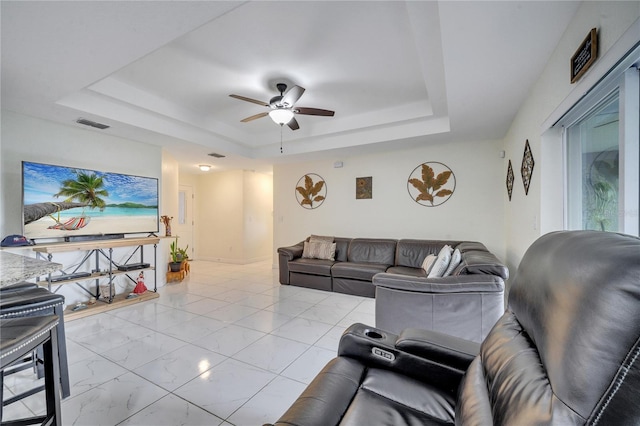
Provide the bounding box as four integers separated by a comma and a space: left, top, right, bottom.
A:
267, 231, 640, 425
277, 237, 508, 298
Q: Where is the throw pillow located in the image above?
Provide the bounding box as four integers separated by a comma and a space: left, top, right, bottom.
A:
421, 254, 437, 274
302, 241, 336, 260
443, 248, 462, 277
428, 245, 453, 278
309, 235, 334, 243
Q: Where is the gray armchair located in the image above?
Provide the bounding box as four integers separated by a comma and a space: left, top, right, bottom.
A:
373, 273, 505, 342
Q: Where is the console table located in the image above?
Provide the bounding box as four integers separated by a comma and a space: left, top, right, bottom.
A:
32, 237, 159, 305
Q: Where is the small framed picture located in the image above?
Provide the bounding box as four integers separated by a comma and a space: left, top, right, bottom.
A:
356, 177, 372, 199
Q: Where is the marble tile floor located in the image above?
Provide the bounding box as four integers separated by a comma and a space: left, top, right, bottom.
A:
2, 260, 376, 425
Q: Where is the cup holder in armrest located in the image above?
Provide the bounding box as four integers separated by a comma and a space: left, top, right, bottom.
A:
364, 329, 384, 339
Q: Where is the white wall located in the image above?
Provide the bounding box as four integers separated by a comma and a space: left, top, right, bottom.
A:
197, 169, 244, 262
195, 169, 273, 263
503, 2, 640, 274
243, 170, 274, 263
0, 111, 168, 306
162, 151, 180, 226
1, 112, 160, 235
274, 138, 507, 262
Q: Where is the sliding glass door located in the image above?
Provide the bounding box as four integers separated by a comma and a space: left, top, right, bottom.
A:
566, 93, 620, 231
565, 67, 639, 235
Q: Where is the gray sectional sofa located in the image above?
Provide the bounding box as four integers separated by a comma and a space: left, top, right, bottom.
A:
278, 236, 508, 297
278, 236, 509, 342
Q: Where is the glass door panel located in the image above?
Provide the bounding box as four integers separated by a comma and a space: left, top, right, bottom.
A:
567, 94, 619, 231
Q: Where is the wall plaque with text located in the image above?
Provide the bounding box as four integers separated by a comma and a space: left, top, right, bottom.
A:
571, 28, 598, 84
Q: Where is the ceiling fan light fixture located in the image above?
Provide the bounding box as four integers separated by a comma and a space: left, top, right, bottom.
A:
199, 164, 211, 172
269, 108, 294, 125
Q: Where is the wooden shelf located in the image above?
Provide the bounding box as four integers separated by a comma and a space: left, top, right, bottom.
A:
32, 236, 161, 254
33, 236, 160, 309
64, 291, 160, 321
38, 267, 155, 286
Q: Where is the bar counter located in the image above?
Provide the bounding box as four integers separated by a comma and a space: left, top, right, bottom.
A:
0, 251, 62, 287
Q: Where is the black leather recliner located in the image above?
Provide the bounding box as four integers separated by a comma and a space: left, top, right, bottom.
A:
267, 231, 640, 425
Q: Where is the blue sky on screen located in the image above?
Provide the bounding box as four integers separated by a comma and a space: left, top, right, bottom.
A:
23, 162, 158, 207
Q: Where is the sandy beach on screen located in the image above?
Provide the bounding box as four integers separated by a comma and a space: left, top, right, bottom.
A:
25, 216, 158, 240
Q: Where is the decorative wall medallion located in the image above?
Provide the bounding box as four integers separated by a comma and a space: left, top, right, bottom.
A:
521, 140, 534, 195
407, 162, 456, 207
356, 177, 372, 199
295, 173, 326, 209
506, 160, 514, 201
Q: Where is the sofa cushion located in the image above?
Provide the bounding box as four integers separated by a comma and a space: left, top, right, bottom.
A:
332, 262, 390, 281
334, 238, 351, 262
348, 238, 397, 264
289, 258, 335, 276
443, 248, 461, 277
309, 234, 334, 243
422, 254, 437, 273
302, 241, 336, 260
341, 367, 456, 425
274, 355, 455, 426
428, 245, 453, 278
395, 239, 461, 268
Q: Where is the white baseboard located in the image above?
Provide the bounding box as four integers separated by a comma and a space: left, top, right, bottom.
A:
196, 255, 271, 265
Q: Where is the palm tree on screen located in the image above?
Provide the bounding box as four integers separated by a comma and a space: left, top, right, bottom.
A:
54, 170, 109, 212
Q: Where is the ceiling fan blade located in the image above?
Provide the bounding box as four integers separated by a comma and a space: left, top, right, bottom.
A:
241, 111, 269, 122
295, 107, 335, 117
287, 117, 300, 131
229, 94, 269, 107
281, 85, 305, 107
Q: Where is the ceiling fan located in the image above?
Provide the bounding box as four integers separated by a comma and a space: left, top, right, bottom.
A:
229, 83, 334, 130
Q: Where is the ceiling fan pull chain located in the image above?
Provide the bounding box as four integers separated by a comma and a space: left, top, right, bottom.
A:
280, 124, 284, 153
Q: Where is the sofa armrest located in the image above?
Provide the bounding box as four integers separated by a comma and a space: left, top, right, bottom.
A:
277, 242, 304, 284
456, 250, 509, 279
277, 242, 304, 260
373, 273, 504, 293
337, 323, 473, 395
395, 328, 479, 371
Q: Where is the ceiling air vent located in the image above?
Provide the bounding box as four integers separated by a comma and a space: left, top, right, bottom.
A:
76, 118, 110, 130
208, 153, 226, 158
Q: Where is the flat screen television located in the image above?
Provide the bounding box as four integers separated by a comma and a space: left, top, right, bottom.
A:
22, 161, 159, 240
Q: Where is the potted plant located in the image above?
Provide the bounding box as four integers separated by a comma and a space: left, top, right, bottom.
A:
177, 245, 189, 261
169, 239, 183, 272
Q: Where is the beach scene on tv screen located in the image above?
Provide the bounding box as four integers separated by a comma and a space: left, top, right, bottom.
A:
23, 162, 159, 240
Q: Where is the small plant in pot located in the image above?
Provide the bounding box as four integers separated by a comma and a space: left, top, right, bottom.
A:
169, 239, 184, 272
177, 245, 189, 262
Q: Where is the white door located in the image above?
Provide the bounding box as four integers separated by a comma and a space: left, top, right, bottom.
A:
175, 185, 195, 259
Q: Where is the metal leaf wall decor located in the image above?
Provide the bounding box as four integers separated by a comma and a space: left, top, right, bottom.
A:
521, 140, 534, 195
506, 160, 514, 201
295, 173, 327, 209
407, 162, 456, 207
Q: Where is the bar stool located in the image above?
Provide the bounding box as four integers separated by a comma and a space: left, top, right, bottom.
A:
0, 285, 70, 399
0, 282, 39, 293
0, 315, 62, 426
0, 283, 41, 384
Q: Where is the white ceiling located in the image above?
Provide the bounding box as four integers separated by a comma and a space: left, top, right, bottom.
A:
1, 1, 580, 174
